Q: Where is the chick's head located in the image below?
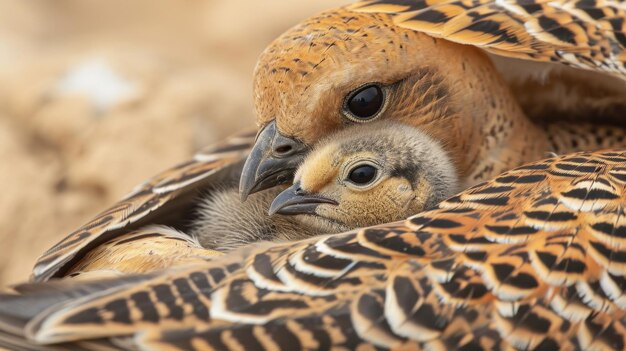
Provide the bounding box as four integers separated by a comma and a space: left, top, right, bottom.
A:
269, 122, 459, 232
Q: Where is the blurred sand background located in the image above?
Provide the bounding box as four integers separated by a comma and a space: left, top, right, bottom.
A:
0, 0, 345, 285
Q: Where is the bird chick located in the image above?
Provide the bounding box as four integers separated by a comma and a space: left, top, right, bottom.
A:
270, 121, 459, 232
192, 121, 459, 249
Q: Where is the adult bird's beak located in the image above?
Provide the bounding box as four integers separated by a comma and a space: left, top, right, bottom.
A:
269, 182, 338, 216
239, 121, 308, 201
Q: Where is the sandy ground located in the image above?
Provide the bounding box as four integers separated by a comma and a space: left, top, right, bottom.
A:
0, 0, 346, 285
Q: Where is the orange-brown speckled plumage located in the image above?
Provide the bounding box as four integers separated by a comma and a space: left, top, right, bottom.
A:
351, 0, 626, 75
5, 150, 626, 350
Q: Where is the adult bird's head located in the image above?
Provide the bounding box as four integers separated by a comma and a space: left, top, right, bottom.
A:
268, 121, 459, 233
239, 6, 538, 200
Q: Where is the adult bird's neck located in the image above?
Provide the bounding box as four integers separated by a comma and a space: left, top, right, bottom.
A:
458, 88, 550, 189
408, 40, 550, 188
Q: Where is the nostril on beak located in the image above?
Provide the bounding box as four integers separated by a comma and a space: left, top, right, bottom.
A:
272, 132, 306, 158
293, 182, 305, 195
274, 144, 293, 155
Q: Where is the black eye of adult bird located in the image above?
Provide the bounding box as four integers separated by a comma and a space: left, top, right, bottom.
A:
344, 84, 384, 121
347, 164, 378, 185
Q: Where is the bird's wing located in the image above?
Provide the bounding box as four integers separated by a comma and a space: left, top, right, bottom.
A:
5, 149, 626, 350
31, 130, 256, 283
351, 0, 626, 76
64, 225, 222, 278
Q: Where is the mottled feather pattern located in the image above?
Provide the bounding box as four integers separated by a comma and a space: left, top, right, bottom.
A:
31, 130, 256, 282
7, 149, 626, 350
352, 0, 626, 76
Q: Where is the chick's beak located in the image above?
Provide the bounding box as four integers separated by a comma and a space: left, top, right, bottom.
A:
239, 121, 308, 201
269, 182, 338, 216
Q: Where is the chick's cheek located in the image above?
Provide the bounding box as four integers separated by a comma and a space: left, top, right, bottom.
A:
345, 180, 409, 227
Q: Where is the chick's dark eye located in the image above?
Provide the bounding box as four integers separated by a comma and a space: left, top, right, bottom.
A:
348, 165, 378, 185
346, 85, 383, 120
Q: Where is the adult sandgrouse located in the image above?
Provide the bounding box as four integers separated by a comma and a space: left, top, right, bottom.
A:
3, 148, 626, 350
30, 0, 626, 284
240, 0, 626, 199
